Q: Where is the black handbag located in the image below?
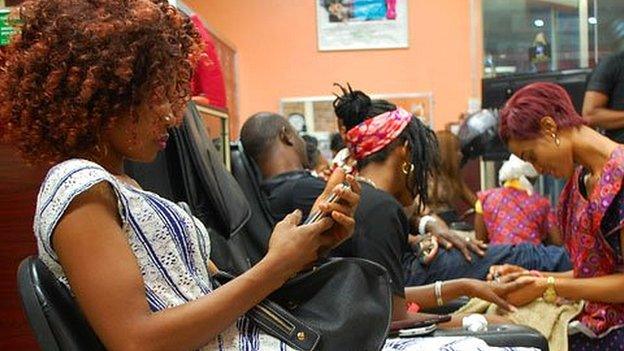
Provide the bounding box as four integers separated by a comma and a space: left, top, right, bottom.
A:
178, 196, 393, 350
215, 257, 393, 351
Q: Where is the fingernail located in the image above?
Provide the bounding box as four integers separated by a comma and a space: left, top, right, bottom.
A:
510, 306, 518, 312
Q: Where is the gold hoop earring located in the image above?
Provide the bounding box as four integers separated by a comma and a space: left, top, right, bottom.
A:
401, 161, 414, 175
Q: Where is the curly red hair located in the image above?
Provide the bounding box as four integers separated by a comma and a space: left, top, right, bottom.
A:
0, 0, 203, 164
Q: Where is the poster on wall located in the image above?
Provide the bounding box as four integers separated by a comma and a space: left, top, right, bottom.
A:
316, 0, 408, 51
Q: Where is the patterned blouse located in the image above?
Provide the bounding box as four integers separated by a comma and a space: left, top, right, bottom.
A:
476, 180, 557, 245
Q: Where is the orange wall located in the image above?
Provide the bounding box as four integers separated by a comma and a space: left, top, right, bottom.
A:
185, 0, 476, 130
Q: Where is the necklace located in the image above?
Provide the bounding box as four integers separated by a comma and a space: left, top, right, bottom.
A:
355, 176, 377, 189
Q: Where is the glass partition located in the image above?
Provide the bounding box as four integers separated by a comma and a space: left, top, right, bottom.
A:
483, 0, 624, 77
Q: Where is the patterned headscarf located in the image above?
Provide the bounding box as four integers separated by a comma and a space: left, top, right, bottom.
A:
345, 107, 412, 160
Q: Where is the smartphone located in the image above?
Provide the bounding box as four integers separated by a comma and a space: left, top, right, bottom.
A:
303, 182, 351, 225
389, 313, 451, 333
397, 324, 437, 337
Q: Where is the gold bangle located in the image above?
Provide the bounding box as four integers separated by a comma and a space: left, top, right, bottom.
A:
542, 276, 557, 303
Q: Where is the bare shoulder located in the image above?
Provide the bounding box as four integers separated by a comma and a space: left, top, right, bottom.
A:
54, 180, 125, 251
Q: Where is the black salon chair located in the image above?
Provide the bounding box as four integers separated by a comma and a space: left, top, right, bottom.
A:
17, 256, 105, 351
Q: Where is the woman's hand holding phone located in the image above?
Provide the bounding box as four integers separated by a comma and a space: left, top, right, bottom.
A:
265, 169, 360, 278
309, 168, 361, 251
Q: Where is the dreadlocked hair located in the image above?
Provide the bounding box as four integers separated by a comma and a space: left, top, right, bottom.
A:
332, 83, 440, 211
333, 83, 397, 130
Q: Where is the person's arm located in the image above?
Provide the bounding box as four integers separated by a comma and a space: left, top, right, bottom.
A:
506, 228, 624, 306
459, 181, 478, 209
474, 213, 489, 243
405, 278, 527, 312
554, 274, 624, 303
54, 180, 356, 351
506, 273, 624, 307
405, 279, 472, 309
582, 91, 624, 129
487, 264, 573, 281
582, 55, 624, 129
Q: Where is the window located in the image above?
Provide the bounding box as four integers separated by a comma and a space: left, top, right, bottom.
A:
482, 0, 624, 77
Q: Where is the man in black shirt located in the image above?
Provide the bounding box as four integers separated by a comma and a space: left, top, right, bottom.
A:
240, 112, 572, 295
583, 50, 624, 142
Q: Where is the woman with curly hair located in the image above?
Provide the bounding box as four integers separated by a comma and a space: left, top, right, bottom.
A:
0, 1, 359, 350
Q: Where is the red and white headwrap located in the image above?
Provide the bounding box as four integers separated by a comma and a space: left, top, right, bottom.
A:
345, 107, 413, 161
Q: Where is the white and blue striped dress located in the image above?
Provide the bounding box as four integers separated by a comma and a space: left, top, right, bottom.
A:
33, 159, 538, 351
34, 159, 293, 350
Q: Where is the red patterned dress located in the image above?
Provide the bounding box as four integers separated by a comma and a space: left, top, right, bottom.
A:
558, 147, 624, 349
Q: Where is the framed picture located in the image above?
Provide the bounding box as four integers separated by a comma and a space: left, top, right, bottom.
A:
316, 0, 409, 51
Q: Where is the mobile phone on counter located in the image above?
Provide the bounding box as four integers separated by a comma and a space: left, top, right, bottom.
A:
388, 313, 451, 337
303, 182, 351, 225
397, 324, 437, 337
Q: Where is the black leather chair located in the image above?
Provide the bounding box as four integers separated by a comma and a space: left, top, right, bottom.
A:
17, 256, 105, 351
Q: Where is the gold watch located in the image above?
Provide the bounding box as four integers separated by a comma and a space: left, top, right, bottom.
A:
542, 276, 557, 303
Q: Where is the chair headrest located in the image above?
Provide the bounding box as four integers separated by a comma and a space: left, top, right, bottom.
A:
230, 141, 276, 227
181, 102, 251, 237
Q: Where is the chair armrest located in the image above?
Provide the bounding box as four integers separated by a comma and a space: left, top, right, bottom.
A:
433, 324, 549, 351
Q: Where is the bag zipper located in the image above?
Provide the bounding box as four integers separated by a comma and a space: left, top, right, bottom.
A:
256, 303, 295, 335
